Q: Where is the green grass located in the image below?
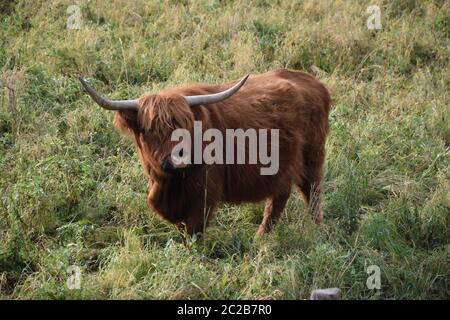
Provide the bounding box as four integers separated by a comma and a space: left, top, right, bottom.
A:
0, 0, 448, 299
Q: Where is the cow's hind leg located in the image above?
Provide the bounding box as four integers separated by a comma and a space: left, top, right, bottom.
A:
297, 145, 325, 224
256, 190, 291, 236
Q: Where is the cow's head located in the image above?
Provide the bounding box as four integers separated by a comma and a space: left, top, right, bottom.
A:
78, 75, 248, 176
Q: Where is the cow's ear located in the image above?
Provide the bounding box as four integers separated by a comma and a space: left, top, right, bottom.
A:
114, 110, 139, 135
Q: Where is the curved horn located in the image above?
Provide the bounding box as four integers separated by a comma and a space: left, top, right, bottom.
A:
184, 74, 249, 106
78, 77, 139, 111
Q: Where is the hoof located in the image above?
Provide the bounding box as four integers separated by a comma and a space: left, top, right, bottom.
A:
314, 210, 324, 224
255, 226, 267, 237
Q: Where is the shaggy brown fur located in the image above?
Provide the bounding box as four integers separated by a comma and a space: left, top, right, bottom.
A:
114, 69, 330, 236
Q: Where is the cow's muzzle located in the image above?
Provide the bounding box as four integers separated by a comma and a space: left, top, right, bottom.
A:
160, 156, 192, 174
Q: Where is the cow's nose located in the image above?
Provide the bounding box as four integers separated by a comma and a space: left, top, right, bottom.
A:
160, 157, 174, 172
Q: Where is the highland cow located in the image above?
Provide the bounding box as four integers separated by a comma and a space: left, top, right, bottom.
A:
79, 69, 330, 237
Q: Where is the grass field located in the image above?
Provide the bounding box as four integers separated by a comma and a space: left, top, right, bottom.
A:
0, 0, 448, 299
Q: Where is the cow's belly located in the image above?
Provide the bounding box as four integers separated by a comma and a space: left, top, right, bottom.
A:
222, 164, 292, 203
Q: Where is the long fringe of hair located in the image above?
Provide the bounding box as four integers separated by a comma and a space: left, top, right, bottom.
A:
138, 94, 194, 139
